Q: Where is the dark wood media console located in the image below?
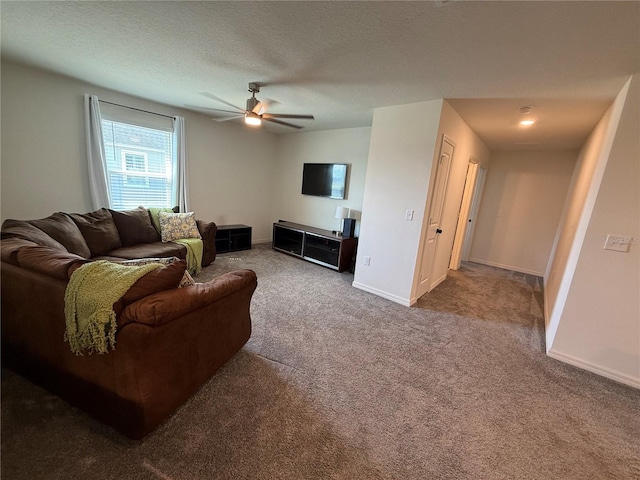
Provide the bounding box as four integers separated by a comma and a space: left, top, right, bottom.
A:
272, 221, 357, 272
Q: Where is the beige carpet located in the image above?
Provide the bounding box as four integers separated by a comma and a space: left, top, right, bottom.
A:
2, 244, 639, 479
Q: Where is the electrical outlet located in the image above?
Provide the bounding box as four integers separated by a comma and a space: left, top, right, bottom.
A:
603, 234, 632, 252
363, 256, 371, 266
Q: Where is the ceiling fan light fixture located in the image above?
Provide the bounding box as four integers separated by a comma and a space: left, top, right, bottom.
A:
244, 112, 261, 126
520, 119, 535, 126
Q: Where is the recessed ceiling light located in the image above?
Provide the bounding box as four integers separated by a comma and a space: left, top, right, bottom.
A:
518, 105, 535, 126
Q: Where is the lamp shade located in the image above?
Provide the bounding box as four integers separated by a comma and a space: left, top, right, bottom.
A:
335, 206, 350, 219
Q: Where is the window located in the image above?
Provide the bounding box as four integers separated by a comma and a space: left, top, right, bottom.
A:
101, 120, 174, 210
121, 151, 149, 186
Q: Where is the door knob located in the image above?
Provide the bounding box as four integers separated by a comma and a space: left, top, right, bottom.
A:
436, 229, 443, 234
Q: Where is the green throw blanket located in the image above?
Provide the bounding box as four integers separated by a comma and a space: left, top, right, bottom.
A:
64, 260, 162, 355
173, 238, 203, 275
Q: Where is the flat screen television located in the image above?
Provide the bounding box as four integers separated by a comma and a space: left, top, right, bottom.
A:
301, 163, 348, 199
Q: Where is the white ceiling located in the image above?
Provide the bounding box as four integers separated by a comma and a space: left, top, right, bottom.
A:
2, 1, 638, 149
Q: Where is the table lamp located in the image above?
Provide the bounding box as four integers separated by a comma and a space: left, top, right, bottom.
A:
335, 206, 350, 235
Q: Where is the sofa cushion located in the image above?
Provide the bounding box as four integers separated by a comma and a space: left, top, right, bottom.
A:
110, 207, 160, 246
1, 219, 67, 251
29, 212, 92, 258
157, 212, 201, 242
107, 241, 186, 260
17, 246, 91, 281
120, 259, 187, 305
69, 208, 122, 257
116, 256, 194, 291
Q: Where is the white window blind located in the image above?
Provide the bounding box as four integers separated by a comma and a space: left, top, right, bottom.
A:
101, 120, 175, 210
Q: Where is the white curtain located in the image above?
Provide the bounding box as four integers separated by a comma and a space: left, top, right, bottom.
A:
84, 94, 111, 209
172, 116, 189, 212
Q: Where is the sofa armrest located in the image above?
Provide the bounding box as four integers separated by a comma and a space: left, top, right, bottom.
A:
197, 219, 217, 267
15, 245, 90, 280
1, 238, 39, 265
119, 269, 256, 327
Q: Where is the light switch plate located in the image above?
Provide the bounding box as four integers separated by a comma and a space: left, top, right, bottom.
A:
405, 209, 414, 221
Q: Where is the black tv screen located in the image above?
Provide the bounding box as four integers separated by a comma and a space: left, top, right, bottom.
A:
301, 163, 348, 199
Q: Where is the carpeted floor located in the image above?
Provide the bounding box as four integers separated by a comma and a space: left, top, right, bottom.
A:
2, 244, 639, 479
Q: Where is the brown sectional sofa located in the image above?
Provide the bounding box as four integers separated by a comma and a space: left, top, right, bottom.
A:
1, 207, 257, 439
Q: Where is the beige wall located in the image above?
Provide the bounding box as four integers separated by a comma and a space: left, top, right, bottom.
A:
548, 75, 639, 387
469, 150, 577, 275
353, 100, 443, 305
272, 127, 371, 236
544, 80, 630, 346
1, 61, 278, 242
1, 62, 91, 216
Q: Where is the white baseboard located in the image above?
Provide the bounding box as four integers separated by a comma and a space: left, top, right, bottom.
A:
468, 258, 543, 277
352, 282, 412, 307
252, 238, 271, 245
547, 350, 640, 389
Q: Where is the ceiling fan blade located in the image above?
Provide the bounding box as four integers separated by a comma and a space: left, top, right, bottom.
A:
252, 101, 265, 115
253, 98, 276, 115
214, 115, 244, 123
199, 92, 245, 113
262, 113, 315, 120
186, 105, 242, 115
263, 117, 303, 129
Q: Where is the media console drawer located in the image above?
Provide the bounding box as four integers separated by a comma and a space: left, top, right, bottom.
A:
272, 221, 356, 272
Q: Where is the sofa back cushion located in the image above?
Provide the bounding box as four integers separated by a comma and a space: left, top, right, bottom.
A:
109, 207, 160, 246
17, 246, 91, 281
69, 208, 122, 257
1, 219, 67, 251
29, 212, 92, 258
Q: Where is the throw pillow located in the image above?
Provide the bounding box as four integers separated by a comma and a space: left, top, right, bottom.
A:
69, 208, 122, 257
116, 257, 178, 266
178, 269, 196, 288
148, 207, 175, 234
157, 212, 201, 243
110, 206, 161, 246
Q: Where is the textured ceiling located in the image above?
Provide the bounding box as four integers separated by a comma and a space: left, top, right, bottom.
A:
2, 1, 639, 148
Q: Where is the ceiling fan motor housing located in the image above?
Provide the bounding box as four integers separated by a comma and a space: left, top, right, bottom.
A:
246, 96, 260, 112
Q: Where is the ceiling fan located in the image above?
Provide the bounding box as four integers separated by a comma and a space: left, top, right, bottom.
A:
199, 83, 314, 129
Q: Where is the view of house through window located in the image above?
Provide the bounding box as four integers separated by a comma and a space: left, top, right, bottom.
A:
101, 120, 174, 210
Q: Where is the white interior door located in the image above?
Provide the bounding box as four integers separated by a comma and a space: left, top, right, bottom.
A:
449, 159, 478, 270
461, 166, 487, 261
417, 135, 455, 296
